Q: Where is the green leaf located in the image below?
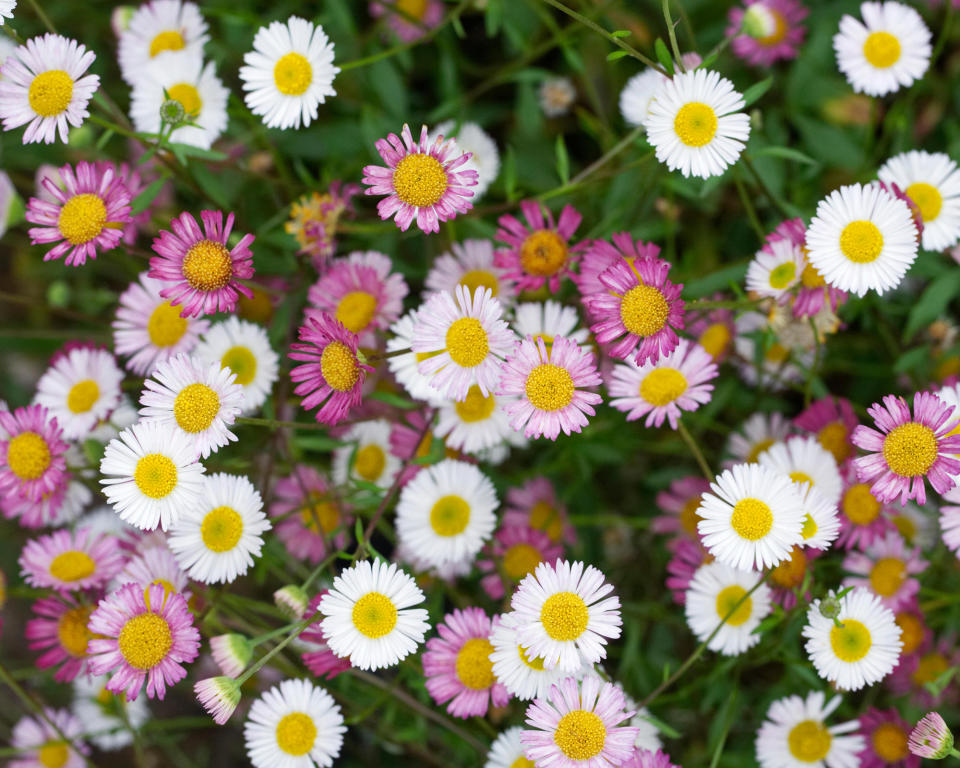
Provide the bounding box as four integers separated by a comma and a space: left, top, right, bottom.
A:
904, 271, 960, 340
82, 439, 105, 466
654, 38, 674, 75
610, 29, 631, 38
504, 145, 518, 201
367, 391, 418, 410
606, 50, 630, 62
752, 146, 820, 167
555, 134, 570, 185
742, 76, 774, 108
164, 142, 228, 161
130, 177, 167, 215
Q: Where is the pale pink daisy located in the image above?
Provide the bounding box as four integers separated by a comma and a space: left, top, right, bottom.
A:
794, 395, 860, 466
478, 524, 564, 601
26, 594, 96, 682
764, 218, 848, 318
844, 531, 926, 611
938, 484, 960, 557
0, 404, 67, 502
425, 237, 515, 305
370, 0, 444, 42
495, 200, 586, 293
19, 527, 124, 592
727, 0, 808, 67
620, 748, 683, 768
889, 635, 960, 707
837, 468, 898, 549
576, 232, 662, 308
653, 476, 712, 541
502, 476, 575, 546
908, 712, 955, 759
665, 539, 712, 605
269, 465, 351, 564
9, 708, 88, 768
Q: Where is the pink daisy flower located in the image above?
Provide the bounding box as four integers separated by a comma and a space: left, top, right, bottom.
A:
426, 237, 516, 306
285, 181, 360, 271
889, 635, 960, 707
495, 200, 586, 293
301, 593, 352, 680
362, 123, 477, 234
607, 339, 717, 429
685, 296, 736, 362
423, 607, 509, 719
9, 708, 88, 768
653, 476, 711, 541
795, 395, 859, 466
852, 392, 960, 505
0, 404, 67, 502
843, 531, 926, 611
521, 675, 639, 768
19, 527, 124, 593
370, 0, 444, 42
498, 336, 603, 440
26, 161, 132, 266
908, 712, 955, 760
149, 210, 255, 318
478, 525, 564, 601
727, 0, 808, 67
26, 593, 97, 682
858, 707, 919, 768
764, 217, 847, 318
268, 465, 351, 564
665, 538, 711, 605
87, 581, 200, 701
503, 476, 576, 546
939, 484, 960, 556
621, 748, 682, 768
289, 311, 374, 425
836, 470, 898, 549
115, 544, 191, 600
576, 232, 662, 311
2, 479, 73, 530
587, 256, 685, 367
389, 409, 442, 485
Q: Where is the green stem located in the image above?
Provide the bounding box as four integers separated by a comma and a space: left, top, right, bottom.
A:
742, 154, 792, 219
235, 416, 336, 432
236, 609, 322, 686
677, 420, 714, 481
733, 169, 765, 241
26, 0, 56, 33
662, 0, 685, 72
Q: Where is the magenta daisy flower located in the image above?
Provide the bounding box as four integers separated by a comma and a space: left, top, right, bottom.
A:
269, 464, 351, 564
495, 200, 586, 293
576, 232, 662, 310
686, 296, 736, 362
478, 525, 563, 600
9, 708, 88, 768
843, 531, 926, 611
0, 404, 67, 503
502, 476, 575, 545
498, 336, 602, 440
836, 467, 897, 549
852, 392, 960, 505
362, 123, 477, 233
889, 634, 960, 707
370, 0, 444, 42
521, 675, 639, 768
300, 593, 352, 680
26, 161, 132, 266
26, 594, 96, 682
388, 409, 442, 486
289, 311, 373, 425
665, 538, 711, 605
795, 395, 859, 466
587, 256, 685, 366
422, 607, 509, 719
764, 217, 847, 318
727, 0, 808, 67
19, 527, 124, 593
621, 748, 683, 768
286, 181, 360, 270
653, 476, 712, 541
149, 210, 255, 318
858, 707, 919, 768
87, 581, 200, 701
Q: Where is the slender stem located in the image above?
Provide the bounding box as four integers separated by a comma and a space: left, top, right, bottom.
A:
236, 609, 321, 686
677, 420, 713, 481
733, 169, 765, 241
742, 154, 792, 219
301, 551, 342, 591
569, 126, 644, 186
662, 0, 686, 72
26, 0, 56, 33
235, 416, 335, 432
688, 297, 760, 311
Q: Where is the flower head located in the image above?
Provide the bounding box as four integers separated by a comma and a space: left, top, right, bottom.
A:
9, 708, 88, 768
269, 465, 351, 564
908, 712, 955, 759
495, 201, 586, 293
685, 561, 772, 655
0, 404, 67, 502
728, 0, 808, 67
879, 150, 960, 252
755, 691, 864, 767
117, 0, 209, 85
195, 676, 241, 725
19, 527, 124, 592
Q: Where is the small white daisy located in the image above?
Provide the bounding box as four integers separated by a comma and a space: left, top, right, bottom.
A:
244, 678, 345, 768
879, 150, 960, 252
485, 726, 530, 768
625, 700, 664, 752
746, 238, 805, 301
685, 561, 772, 656
99, 420, 205, 531
727, 412, 792, 464
167, 473, 271, 584
757, 435, 843, 505
697, 462, 806, 571
73, 674, 150, 752
619, 68, 665, 128
117, 0, 209, 85
395, 458, 497, 568
796, 482, 841, 551
755, 691, 864, 768
239, 16, 339, 130
510, 559, 622, 671
434, 384, 519, 454
803, 586, 902, 691
0, 0, 15, 24
34, 346, 124, 440
834, 1, 931, 98
513, 300, 590, 347
331, 419, 401, 490
430, 122, 501, 201
424, 239, 514, 306
645, 68, 751, 179
193, 317, 279, 414
386, 308, 446, 406
139, 353, 244, 459
539, 76, 576, 117
804, 182, 919, 297
319, 559, 430, 671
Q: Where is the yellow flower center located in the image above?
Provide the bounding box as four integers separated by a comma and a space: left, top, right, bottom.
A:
906, 182, 943, 223
118, 612, 173, 670
28, 70, 74, 117
459, 270, 499, 298
870, 557, 906, 597
336, 290, 378, 334
863, 31, 901, 68
275, 712, 317, 756
320, 341, 360, 392
167, 83, 203, 119
770, 545, 807, 588
620, 284, 669, 338
7, 432, 52, 480
510, 758, 536, 768
553, 710, 607, 761
882, 422, 938, 477
300, 495, 340, 534
840, 220, 884, 264
818, 421, 850, 464
67, 379, 100, 414
454, 384, 497, 423
518, 643, 545, 670
273, 52, 313, 96
913, 651, 949, 686
768, 262, 797, 290
680, 496, 703, 536
351, 592, 397, 638
238, 287, 273, 324
801, 513, 818, 539
455, 637, 495, 690
445, 317, 489, 368
134, 453, 178, 499
37, 742, 69, 768
801, 260, 827, 288
58, 193, 107, 245
397, 0, 429, 19
57, 605, 93, 657
699, 322, 731, 359
353, 444, 386, 482
520, 230, 568, 277
892, 513, 916, 542
149, 30, 186, 57
895, 611, 925, 655
871, 723, 907, 763
49, 550, 96, 583
530, 501, 565, 542
842, 483, 881, 525
525, 364, 575, 412
715, 584, 753, 626
787, 720, 832, 762
430, 494, 471, 536
540, 591, 589, 641
220, 346, 257, 386
200, 505, 244, 553
392, 153, 448, 208
640, 367, 687, 407
182, 240, 233, 292
830, 618, 872, 662
503, 543, 543, 581
673, 102, 718, 147
730, 497, 773, 540
790, 471, 814, 486
756, 10, 788, 45
148, 301, 188, 347
173, 382, 220, 434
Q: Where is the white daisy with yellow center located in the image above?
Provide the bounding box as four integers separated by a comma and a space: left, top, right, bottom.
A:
99, 420, 205, 531
318, 559, 430, 671
685, 561, 772, 656
395, 458, 498, 568
167, 473, 271, 584
435, 384, 518, 454
755, 691, 864, 768
193, 317, 279, 414
803, 587, 903, 691
34, 346, 124, 440
0, 1, 15, 24
879, 150, 960, 252
746, 238, 805, 300
244, 678, 345, 768
117, 0, 209, 86
331, 420, 401, 490
239, 16, 339, 130
727, 412, 791, 464
387, 309, 448, 406
513, 300, 590, 348
805, 182, 920, 297
425, 238, 513, 306
757, 435, 843, 505
485, 726, 534, 768
834, 1, 931, 97
794, 481, 841, 552
73, 673, 150, 752
619, 68, 665, 129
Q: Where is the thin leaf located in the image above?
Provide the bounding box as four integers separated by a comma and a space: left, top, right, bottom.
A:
555, 134, 570, 185
742, 76, 774, 107
654, 38, 674, 76
130, 177, 167, 215
753, 145, 820, 167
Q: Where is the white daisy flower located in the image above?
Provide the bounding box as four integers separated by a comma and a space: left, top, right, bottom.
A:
539, 76, 576, 117
879, 150, 960, 252
834, 1, 931, 98
193, 317, 279, 414
489, 612, 583, 701
803, 587, 903, 691
386, 309, 447, 406
796, 482, 841, 551
697, 462, 806, 571
99, 420, 205, 531
331, 420, 401, 490
0, 34, 99, 144
645, 68, 751, 179
130, 57, 228, 150
513, 300, 590, 347
395, 458, 497, 568
684, 561, 772, 656
430, 122, 500, 201
757, 435, 843, 505
34, 346, 124, 440
510, 559, 622, 671
625, 701, 664, 752
244, 678, 345, 768
485, 726, 530, 768
0, 0, 15, 24
139, 353, 244, 459
619, 68, 665, 128
727, 412, 792, 464
167, 473, 271, 584
755, 691, 864, 768
805, 182, 919, 296
73, 674, 150, 752
424, 239, 514, 306
117, 0, 209, 86
318, 559, 430, 671
239, 16, 339, 130
434, 384, 519, 454
746, 238, 805, 301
